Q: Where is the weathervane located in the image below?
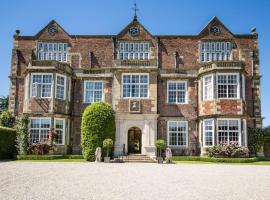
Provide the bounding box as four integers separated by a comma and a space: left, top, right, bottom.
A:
132, 2, 139, 20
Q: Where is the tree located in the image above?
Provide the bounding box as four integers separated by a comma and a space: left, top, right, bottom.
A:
155, 139, 165, 157
0, 96, 9, 112
248, 127, 265, 156
81, 102, 115, 161
0, 110, 15, 128
103, 138, 114, 157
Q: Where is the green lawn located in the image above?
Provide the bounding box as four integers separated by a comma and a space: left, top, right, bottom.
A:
174, 161, 270, 165
15, 159, 86, 162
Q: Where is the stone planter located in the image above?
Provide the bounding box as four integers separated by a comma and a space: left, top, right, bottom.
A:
157, 157, 163, 164
104, 157, 110, 163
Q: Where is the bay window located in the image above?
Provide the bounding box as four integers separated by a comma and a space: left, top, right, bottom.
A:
200, 41, 232, 62
29, 118, 51, 143
122, 74, 149, 98
119, 42, 150, 60
31, 74, 53, 98
203, 75, 213, 100
56, 75, 66, 100
167, 81, 188, 104
217, 73, 239, 99
217, 119, 241, 145
203, 119, 214, 147
54, 118, 65, 145
167, 121, 188, 147
84, 81, 103, 103
37, 42, 68, 62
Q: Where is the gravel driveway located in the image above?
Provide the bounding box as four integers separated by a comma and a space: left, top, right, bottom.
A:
0, 161, 270, 200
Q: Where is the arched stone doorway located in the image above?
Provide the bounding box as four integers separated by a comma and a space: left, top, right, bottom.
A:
127, 127, 142, 154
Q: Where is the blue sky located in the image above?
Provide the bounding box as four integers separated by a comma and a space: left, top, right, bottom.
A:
0, 0, 269, 126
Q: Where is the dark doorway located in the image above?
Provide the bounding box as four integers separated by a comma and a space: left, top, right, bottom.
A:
128, 127, 142, 154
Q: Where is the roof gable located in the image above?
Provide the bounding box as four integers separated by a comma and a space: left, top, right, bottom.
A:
117, 17, 154, 40
198, 16, 234, 39
35, 20, 70, 41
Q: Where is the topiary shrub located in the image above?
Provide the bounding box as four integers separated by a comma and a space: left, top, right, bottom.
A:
81, 102, 115, 161
0, 110, 15, 128
16, 114, 29, 155
207, 143, 249, 158
0, 126, 16, 159
103, 138, 114, 157
155, 139, 165, 157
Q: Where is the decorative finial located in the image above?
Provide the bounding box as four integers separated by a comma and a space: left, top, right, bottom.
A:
132, 2, 139, 21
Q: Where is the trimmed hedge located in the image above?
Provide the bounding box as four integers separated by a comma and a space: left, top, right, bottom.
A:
172, 156, 259, 163
81, 102, 115, 161
0, 126, 16, 159
17, 155, 84, 160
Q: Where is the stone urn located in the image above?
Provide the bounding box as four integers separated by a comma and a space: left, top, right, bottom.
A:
104, 157, 110, 163
157, 157, 163, 164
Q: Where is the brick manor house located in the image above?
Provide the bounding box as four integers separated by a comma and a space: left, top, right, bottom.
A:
9, 15, 262, 157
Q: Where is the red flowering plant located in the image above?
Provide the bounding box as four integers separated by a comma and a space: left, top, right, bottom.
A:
29, 128, 58, 155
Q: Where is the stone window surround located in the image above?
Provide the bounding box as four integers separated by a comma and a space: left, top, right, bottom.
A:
202, 118, 243, 147
167, 80, 188, 104
202, 72, 241, 101
29, 73, 69, 100
121, 73, 149, 99
29, 117, 66, 145
83, 80, 104, 103
167, 121, 188, 147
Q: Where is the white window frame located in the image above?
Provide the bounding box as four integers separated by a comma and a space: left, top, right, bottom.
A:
54, 118, 65, 145
30, 73, 53, 98
83, 80, 104, 103
118, 41, 150, 60
217, 118, 241, 145
202, 119, 215, 147
55, 74, 66, 100
200, 41, 232, 62
29, 117, 51, 143
167, 121, 188, 147
216, 73, 240, 99
167, 80, 188, 104
37, 42, 68, 63
121, 73, 149, 99
202, 74, 214, 101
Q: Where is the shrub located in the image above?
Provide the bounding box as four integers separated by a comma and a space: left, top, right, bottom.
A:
0, 126, 16, 159
155, 139, 165, 157
248, 127, 265, 156
172, 156, 258, 163
17, 154, 84, 160
16, 114, 29, 155
81, 102, 115, 161
103, 138, 114, 157
0, 110, 15, 128
29, 142, 51, 155
207, 143, 249, 158
0, 96, 9, 112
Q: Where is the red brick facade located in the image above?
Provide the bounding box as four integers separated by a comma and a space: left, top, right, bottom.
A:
9, 16, 262, 156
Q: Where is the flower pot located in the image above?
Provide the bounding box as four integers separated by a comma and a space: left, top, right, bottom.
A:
157, 157, 163, 164
104, 157, 110, 163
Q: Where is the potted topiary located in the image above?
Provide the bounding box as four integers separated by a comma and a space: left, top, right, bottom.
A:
155, 139, 165, 164
103, 138, 114, 163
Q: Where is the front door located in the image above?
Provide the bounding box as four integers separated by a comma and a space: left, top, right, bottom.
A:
128, 127, 141, 154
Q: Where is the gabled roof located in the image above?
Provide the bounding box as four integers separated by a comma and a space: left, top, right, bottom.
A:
35, 19, 70, 39
198, 16, 234, 37
117, 16, 154, 39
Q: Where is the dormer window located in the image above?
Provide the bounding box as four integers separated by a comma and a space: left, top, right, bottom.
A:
37, 42, 68, 62
200, 41, 232, 62
118, 41, 150, 60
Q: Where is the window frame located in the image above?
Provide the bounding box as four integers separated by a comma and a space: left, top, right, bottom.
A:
216, 73, 240, 99
55, 74, 66, 100
121, 73, 149, 99
202, 119, 215, 147
202, 74, 214, 101
83, 80, 104, 103
30, 73, 53, 98
54, 118, 65, 145
118, 41, 150, 60
167, 80, 188, 104
217, 118, 241, 145
29, 117, 51, 143
167, 121, 188, 147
